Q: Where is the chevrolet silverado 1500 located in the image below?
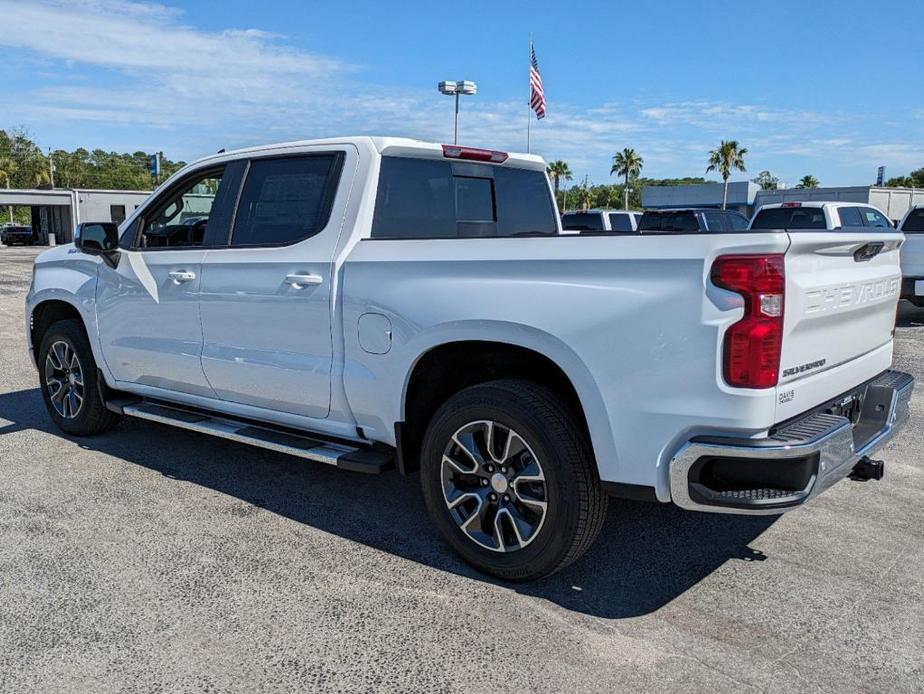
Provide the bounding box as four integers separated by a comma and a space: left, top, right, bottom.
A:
26, 137, 914, 580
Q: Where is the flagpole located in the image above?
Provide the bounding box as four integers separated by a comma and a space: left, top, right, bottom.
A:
526, 34, 532, 153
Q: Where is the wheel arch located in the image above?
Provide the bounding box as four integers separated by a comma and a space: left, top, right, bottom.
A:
397, 333, 616, 476
30, 299, 86, 365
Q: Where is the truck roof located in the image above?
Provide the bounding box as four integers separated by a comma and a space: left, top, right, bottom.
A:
192, 136, 547, 172
758, 201, 872, 210
562, 209, 643, 214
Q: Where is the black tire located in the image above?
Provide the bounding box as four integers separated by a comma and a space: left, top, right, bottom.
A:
38, 319, 121, 435
420, 379, 607, 581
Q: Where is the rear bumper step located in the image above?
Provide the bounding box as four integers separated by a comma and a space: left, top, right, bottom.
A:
120, 402, 392, 474
669, 370, 914, 514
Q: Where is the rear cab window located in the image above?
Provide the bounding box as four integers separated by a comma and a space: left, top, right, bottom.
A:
837, 206, 864, 227
638, 211, 700, 232
750, 206, 827, 230
372, 156, 557, 239
901, 208, 924, 233
561, 212, 605, 232
607, 213, 634, 232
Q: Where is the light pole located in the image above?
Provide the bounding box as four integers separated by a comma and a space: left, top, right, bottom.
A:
438, 80, 477, 145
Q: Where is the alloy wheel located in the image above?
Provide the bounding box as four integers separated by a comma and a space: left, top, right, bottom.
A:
441, 420, 548, 552
44, 340, 84, 419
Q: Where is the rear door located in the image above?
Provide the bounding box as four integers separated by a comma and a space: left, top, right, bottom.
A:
778, 230, 903, 404
197, 148, 352, 419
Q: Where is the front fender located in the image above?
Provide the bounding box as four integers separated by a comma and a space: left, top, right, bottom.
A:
26, 248, 108, 380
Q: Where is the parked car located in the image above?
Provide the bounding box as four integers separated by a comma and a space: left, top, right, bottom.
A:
749, 201, 893, 230
561, 209, 642, 233
637, 208, 750, 233
1, 224, 36, 246
898, 205, 924, 307
25, 137, 913, 580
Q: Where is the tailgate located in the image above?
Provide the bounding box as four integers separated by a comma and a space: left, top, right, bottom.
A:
776, 231, 903, 420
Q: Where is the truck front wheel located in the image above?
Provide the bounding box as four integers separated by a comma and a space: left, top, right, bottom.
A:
37, 319, 121, 436
420, 379, 607, 581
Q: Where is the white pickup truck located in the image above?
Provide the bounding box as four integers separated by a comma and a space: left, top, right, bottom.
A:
26, 137, 914, 580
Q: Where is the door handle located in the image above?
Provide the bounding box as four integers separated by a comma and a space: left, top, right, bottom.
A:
285, 273, 323, 288
168, 270, 196, 284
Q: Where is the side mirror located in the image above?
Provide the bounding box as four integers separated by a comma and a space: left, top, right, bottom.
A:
75, 222, 120, 267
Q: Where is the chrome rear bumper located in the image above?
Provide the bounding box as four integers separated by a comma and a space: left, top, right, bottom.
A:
669, 370, 914, 515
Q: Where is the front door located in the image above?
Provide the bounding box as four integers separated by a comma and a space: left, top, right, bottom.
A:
96, 164, 239, 396
198, 150, 350, 419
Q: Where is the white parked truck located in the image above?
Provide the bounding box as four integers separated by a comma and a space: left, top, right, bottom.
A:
898, 205, 924, 306
26, 137, 914, 580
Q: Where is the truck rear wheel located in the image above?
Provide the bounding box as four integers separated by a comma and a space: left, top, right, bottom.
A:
38, 319, 121, 436
420, 379, 607, 581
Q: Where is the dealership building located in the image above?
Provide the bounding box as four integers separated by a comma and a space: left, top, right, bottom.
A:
0, 188, 151, 244
642, 182, 924, 223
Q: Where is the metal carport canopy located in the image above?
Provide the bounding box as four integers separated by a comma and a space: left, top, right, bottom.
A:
0, 189, 74, 207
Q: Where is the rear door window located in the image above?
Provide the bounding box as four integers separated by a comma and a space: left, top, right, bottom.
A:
561, 212, 604, 231
859, 207, 891, 228
231, 155, 343, 247
837, 207, 863, 227
703, 212, 728, 231
750, 207, 827, 230
901, 208, 924, 233
608, 213, 634, 232
728, 213, 749, 231
372, 157, 556, 239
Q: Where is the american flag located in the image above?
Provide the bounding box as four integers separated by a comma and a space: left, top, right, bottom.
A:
529, 44, 546, 120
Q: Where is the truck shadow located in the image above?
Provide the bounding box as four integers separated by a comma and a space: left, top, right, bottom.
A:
0, 387, 776, 620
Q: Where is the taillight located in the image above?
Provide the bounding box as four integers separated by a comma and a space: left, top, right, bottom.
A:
441, 144, 508, 163
711, 254, 785, 389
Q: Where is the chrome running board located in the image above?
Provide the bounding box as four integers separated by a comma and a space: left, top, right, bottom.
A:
122, 402, 392, 474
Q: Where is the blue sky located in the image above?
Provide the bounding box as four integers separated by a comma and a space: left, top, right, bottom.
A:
2, 0, 922, 187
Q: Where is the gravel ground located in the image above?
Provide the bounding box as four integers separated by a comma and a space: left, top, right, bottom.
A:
1, 246, 922, 693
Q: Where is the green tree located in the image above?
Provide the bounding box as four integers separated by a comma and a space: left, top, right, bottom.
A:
578, 180, 594, 210
0, 153, 15, 223
610, 148, 643, 210
706, 140, 748, 209
884, 167, 924, 188
546, 160, 572, 200
752, 170, 779, 191
796, 175, 819, 189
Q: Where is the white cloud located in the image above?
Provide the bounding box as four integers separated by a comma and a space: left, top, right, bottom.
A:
0, 0, 349, 91
1, 0, 921, 186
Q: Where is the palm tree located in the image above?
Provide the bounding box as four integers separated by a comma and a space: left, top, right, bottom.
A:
579, 180, 593, 210
705, 140, 748, 209
610, 148, 643, 210
546, 160, 572, 199
796, 175, 819, 189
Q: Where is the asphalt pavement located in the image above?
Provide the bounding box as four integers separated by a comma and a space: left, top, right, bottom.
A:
1, 246, 922, 693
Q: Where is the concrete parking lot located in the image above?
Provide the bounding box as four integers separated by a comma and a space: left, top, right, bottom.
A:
0, 245, 922, 693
